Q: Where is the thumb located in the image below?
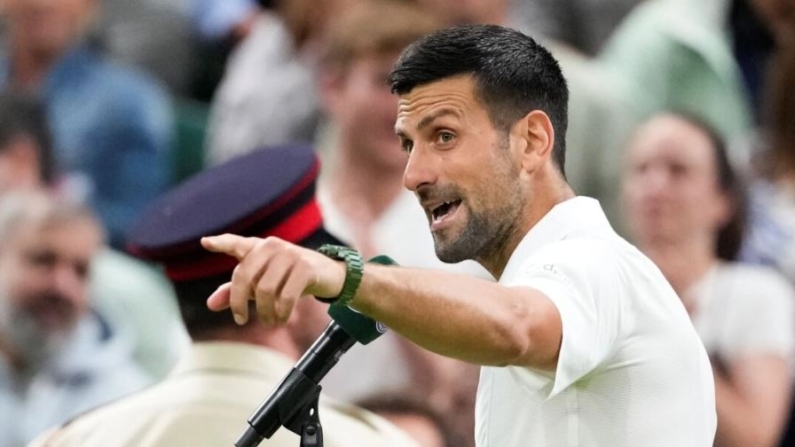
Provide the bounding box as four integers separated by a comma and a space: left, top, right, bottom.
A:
207, 282, 232, 311
201, 234, 255, 260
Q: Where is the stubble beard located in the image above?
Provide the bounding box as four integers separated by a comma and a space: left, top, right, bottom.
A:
0, 291, 73, 372
434, 194, 523, 265
432, 131, 524, 265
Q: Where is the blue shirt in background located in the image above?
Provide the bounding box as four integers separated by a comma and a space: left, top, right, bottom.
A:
0, 46, 175, 248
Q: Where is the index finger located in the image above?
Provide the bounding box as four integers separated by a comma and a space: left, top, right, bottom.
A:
201, 234, 256, 260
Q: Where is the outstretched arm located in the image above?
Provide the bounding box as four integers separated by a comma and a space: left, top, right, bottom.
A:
202, 234, 562, 369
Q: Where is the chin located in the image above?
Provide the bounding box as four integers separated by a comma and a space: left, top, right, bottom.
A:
433, 238, 473, 264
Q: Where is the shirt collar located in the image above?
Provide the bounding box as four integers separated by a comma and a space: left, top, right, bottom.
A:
500, 196, 611, 282
170, 341, 296, 380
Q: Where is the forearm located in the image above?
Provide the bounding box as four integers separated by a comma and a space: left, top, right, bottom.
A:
713, 367, 790, 447
350, 264, 560, 368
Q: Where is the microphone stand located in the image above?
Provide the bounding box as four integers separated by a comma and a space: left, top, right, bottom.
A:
235, 370, 325, 447
235, 324, 357, 447
234, 255, 395, 447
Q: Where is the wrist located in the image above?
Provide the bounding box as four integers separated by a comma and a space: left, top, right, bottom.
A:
316, 245, 364, 307
315, 247, 398, 307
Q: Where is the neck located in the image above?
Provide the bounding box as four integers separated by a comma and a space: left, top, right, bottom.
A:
192, 325, 303, 360
639, 238, 717, 295
326, 140, 406, 224
485, 174, 576, 279
8, 38, 63, 91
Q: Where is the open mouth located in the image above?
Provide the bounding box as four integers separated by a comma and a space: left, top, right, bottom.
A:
431, 199, 462, 224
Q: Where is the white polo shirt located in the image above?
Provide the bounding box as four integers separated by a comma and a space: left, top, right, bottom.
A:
476, 197, 716, 447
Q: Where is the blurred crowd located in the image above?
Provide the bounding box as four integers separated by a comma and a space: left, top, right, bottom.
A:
0, 0, 793, 446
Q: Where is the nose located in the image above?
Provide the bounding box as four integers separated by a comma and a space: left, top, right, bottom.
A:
50, 262, 86, 307
644, 167, 671, 196
403, 146, 437, 192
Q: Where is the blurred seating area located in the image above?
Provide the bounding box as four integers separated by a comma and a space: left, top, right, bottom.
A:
0, 0, 793, 446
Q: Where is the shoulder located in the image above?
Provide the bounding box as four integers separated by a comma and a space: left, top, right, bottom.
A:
514, 236, 625, 281
320, 398, 420, 447
26, 385, 162, 446
506, 237, 632, 310
717, 263, 795, 308
70, 51, 171, 114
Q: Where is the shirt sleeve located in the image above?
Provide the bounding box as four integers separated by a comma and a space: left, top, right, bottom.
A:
721, 267, 795, 361
507, 239, 625, 398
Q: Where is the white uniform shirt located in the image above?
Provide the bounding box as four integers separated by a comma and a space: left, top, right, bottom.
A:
687, 263, 795, 365
27, 342, 419, 447
476, 197, 716, 447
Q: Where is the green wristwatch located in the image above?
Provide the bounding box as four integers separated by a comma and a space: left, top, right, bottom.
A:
317, 244, 364, 306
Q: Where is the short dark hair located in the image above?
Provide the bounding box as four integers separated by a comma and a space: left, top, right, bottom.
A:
0, 92, 55, 184
388, 24, 569, 174
175, 228, 345, 338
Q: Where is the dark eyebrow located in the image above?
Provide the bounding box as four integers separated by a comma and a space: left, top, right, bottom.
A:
417, 108, 460, 131
395, 108, 461, 137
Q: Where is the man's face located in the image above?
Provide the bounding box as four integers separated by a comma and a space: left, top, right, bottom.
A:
2, 0, 96, 57
326, 52, 407, 173
395, 75, 525, 263
622, 115, 729, 246
0, 216, 101, 354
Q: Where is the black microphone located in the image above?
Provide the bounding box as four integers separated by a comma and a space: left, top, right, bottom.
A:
235, 255, 395, 447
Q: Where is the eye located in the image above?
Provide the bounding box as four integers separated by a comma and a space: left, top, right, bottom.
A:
74, 261, 90, 281
436, 131, 455, 145
400, 138, 414, 154
27, 250, 56, 270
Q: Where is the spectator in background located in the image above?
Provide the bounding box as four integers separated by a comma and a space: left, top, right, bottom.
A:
0, 0, 174, 248
600, 0, 752, 144
740, 40, 795, 447
0, 192, 151, 447
205, 0, 358, 164
730, 0, 795, 120
622, 112, 795, 447
28, 145, 419, 447
314, 4, 483, 445
0, 92, 55, 192
209, 0, 634, 229
186, 0, 264, 102
0, 90, 187, 381
189, 0, 260, 43
511, 0, 646, 55
97, 0, 197, 97
358, 393, 456, 447
742, 43, 795, 281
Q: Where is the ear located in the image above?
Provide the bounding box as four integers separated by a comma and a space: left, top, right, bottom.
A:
318, 67, 347, 115
511, 110, 555, 173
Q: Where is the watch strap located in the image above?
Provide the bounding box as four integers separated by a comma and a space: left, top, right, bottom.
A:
316, 244, 364, 306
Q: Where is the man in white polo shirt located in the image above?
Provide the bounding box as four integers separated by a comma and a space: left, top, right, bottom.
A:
201, 24, 717, 447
